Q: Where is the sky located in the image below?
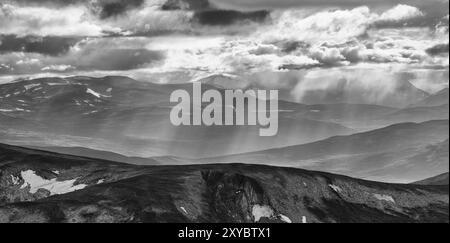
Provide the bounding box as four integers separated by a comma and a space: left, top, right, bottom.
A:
0, 0, 448, 94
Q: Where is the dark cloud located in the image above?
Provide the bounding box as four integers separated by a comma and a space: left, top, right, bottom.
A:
0, 35, 81, 56
193, 10, 269, 26
161, 0, 211, 10
277, 41, 311, 53
426, 43, 449, 56
278, 63, 322, 71
0, 44, 165, 75
97, 0, 145, 19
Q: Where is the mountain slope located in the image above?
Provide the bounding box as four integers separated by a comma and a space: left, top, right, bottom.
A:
28, 146, 162, 165
204, 120, 449, 183
379, 104, 449, 125
296, 79, 429, 107
413, 88, 449, 107
0, 76, 354, 158
0, 143, 448, 223
413, 173, 449, 186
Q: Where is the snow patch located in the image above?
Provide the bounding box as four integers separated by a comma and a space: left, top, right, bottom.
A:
373, 194, 395, 203
329, 184, 342, 193
180, 207, 188, 215
278, 214, 292, 223
97, 179, 105, 184
0, 108, 30, 112
20, 170, 87, 195
24, 84, 40, 90
86, 88, 111, 98
252, 204, 274, 222
302, 216, 307, 223
47, 82, 68, 86
83, 110, 99, 115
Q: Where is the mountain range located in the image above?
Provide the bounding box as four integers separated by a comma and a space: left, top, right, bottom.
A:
0, 76, 356, 158
0, 76, 448, 183
203, 120, 449, 183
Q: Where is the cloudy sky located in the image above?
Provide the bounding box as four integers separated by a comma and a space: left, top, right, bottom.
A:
0, 0, 448, 93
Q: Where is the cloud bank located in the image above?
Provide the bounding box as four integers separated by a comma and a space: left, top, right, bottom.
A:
0, 0, 448, 94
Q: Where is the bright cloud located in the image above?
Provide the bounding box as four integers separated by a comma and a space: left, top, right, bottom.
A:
0, 1, 448, 87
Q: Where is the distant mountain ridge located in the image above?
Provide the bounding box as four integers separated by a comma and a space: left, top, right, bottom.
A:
412, 88, 449, 108
203, 120, 449, 183
200, 74, 430, 107
413, 172, 449, 186
0, 76, 355, 158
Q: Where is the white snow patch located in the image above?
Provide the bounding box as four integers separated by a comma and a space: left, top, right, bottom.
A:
373, 194, 395, 203
252, 204, 274, 222
20, 170, 87, 195
83, 110, 99, 115
47, 82, 68, 86
97, 179, 105, 184
86, 88, 111, 98
53, 170, 60, 175
329, 184, 342, 193
278, 214, 292, 223
180, 207, 188, 215
24, 84, 40, 90
302, 216, 307, 223
0, 108, 30, 112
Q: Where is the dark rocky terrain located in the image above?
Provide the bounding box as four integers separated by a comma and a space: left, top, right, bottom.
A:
0, 143, 448, 223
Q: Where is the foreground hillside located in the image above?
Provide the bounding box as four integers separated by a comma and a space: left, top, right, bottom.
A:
0, 143, 448, 223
